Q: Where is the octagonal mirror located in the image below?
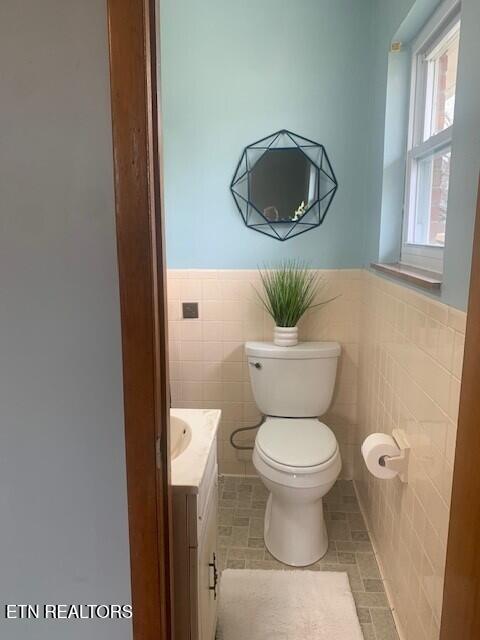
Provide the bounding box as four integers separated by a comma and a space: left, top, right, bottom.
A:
230, 129, 338, 241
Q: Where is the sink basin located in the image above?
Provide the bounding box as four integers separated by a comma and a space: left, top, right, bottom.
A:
170, 409, 221, 489
170, 414, 192, 460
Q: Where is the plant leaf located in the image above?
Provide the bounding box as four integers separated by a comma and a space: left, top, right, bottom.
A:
254, 259, 336, 327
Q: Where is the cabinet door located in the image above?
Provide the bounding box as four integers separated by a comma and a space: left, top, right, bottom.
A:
198, 479, 218, 640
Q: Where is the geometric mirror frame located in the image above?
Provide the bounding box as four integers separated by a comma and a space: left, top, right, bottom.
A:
230, 129, 338, 241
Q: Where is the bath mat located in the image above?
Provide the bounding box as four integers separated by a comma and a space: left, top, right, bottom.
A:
217, 569, 363, 640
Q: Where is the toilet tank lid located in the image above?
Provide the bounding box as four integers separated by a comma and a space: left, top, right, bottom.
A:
257, 418, 338, 467
245, 341, 341, 360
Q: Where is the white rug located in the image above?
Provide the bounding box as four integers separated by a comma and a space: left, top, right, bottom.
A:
217, 569, 363, 640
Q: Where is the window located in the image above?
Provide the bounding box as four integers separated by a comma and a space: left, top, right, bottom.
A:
402, 0, 461, 273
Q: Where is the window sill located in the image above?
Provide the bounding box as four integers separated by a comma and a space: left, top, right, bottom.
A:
370, 262, 442, 291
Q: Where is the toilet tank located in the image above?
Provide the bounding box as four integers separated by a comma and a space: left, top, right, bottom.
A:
245, 341, 341, 418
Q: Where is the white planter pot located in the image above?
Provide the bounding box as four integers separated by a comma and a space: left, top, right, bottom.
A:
274, 326, 298, 347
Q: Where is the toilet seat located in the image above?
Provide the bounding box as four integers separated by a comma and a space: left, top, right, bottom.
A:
253, 446, 341, 491
252, 418, 342, 566
255, 417, 338, 474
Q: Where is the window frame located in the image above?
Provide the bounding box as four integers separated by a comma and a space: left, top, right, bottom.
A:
401, 0, 461, 274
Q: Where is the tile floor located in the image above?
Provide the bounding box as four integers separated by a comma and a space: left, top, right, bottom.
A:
217, 475, 399, 640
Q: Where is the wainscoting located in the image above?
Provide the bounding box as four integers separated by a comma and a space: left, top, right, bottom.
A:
355, 271, 466, 640
167, 268, 466, 640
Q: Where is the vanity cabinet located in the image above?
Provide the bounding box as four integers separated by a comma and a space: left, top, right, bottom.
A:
173, 438, 218, 640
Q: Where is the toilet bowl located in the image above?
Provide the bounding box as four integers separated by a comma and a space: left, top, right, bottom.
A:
252, 416, 341, 566
245, 340, 342, 567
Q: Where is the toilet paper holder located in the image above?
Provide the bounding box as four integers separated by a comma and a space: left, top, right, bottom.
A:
379, 429, 410, 483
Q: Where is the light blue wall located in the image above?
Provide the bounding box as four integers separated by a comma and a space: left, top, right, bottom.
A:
366, 0, 480, 309
160, 0, 480, 310
378, 47, 411, 264
363, 0, 429, 268
160, 0, 374, 268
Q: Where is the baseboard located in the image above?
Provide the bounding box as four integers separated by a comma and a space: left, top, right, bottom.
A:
353, 480, 407, 640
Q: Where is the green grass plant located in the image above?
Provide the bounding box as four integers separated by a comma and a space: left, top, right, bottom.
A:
255, 259, 334, 327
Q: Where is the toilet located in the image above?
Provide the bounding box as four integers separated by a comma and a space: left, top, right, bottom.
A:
246, 341, 342, 567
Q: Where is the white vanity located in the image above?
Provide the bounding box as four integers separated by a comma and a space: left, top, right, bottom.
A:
171, 408, 220, 640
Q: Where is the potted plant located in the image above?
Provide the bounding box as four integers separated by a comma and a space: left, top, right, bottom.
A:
255, 260, 333, 347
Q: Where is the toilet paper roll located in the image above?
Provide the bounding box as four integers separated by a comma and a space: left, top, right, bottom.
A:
361, 433, 400, 480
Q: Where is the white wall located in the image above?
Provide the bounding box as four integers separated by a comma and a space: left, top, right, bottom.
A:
0, 2, 132, 638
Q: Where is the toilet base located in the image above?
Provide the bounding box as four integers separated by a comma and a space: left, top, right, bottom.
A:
263, 492, 329, 567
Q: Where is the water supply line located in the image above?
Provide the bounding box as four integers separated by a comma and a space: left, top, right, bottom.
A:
230, 416, 265, 451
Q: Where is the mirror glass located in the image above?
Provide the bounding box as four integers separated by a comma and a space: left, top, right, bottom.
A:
249, 149, 318, 222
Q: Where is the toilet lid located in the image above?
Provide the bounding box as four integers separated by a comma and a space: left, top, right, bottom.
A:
256, 418, 337, 468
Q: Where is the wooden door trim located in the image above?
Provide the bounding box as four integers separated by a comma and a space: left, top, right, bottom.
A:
441, 177, 480, 639
106, 1, 173, 638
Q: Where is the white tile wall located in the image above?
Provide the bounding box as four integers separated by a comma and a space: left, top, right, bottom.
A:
167, 269, 362, 477
354, 271, 466, 640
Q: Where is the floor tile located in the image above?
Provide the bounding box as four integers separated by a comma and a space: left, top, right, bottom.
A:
361, 622, 376, 640
370, 608, 399, 639
347, 512, 368, 531
338, 551, 356, 564
219, 525, 232, 536
230, 526, 248, 546
356, 552, 382, 580
363, 578, 385, 592
247, 537, 264, 548
226, 558, 245, 569
217, 476, 398, 637
357, 607, 372, 623
248, 517, 264, 537
335, 539, 373, 552
218, 509, 234, 525
228, 547, 263, 560
327, 519, 351, 540
353, 591, 389, 609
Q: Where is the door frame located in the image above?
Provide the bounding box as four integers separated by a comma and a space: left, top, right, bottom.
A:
440, 177, 480, 638
106, 0, 173, 639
